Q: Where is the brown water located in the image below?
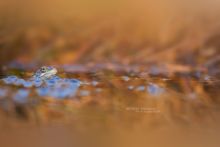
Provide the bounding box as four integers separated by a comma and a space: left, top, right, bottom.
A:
0, 65, 220, 147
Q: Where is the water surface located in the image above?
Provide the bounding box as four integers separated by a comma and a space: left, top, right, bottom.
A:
0, 65, 220, 147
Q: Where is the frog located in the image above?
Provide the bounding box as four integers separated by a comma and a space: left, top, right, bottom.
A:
33, 66, 57, 80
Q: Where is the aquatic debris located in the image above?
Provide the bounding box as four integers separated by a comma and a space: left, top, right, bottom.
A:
95, 88, 102, 93
149, 66, 164, 75
91, 81, 99, 86
121, 76, 130, 82
187, 93, 197, 99
147, 83, 165, 96
80, 90, 90, 96
128, 85, 134, 90
194, 71, 202, 78
204, 75, 211, 81
136, 85, 145, 91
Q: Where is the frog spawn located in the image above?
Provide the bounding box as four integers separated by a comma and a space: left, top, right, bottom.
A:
1, 73, 166, 104
1, 75, 82, 102
36, 76, 81, 99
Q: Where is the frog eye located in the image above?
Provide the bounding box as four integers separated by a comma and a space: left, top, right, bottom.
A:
40, 66, 47, 72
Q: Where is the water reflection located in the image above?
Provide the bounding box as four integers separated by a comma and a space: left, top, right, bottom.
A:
147, 83, 165, 96
1, 75, 82, 99
0, 88, 7, 97
37, 77, 81, 99
13, 89, 29, 104
0, 67, 219, 129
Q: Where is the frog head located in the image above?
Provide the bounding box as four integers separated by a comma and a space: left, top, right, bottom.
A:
34, 66, 57, 79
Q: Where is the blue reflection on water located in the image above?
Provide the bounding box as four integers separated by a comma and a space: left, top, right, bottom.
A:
147, 83, 165, 96
36, 87, 49, 97
0, 89, 7, 97
13, 89, 30, 104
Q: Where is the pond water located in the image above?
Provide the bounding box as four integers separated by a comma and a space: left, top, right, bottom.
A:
0, 65, 220, 147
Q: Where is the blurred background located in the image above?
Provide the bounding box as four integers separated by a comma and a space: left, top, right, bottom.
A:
1, 0, 220, 67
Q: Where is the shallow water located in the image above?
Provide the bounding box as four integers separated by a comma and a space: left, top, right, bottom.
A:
0, 65, 220, 147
